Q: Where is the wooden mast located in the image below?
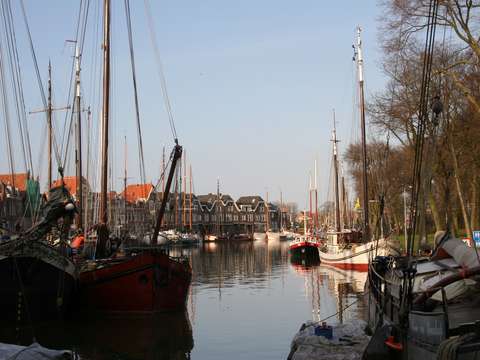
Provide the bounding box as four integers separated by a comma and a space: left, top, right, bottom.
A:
314, 160, 318, 236
280, 190, 283, 231
265, 190, 269, 233
152, 144, 182, 243
183, 150, 187, 229
309, 174, 312, 235
161, 145, 165, 227
74, 44, 83, 230
189, 164, 193, 231
332, 110, 341, 233
123, 136, 128, 231
341, 176, 348, 229
99, 0, 110, 226
356, 26, 370, 241
47, 61, 52, 189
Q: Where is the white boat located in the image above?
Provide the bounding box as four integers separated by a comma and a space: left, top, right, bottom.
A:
204, 234, 217, 242
144, 232, 168, 245
163, 229, 180, 242
318, 231, 398, 271
266, 231, 280, 242
253, 232, 267, 241
179, 233, 201, 245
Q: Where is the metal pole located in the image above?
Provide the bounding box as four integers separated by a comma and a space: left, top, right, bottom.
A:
332, 111, 341, 233
99, 0, 110, 225
356, 26, 370, 241
47, 62, 52, 189
75, 45, 83, 230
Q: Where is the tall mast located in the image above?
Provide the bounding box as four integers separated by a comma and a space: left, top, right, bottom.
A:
74, 44, 83, 230
123, 136, 127, 230
47, 61, 52, 189
216, 178, 220, 236
189, 165, 193, 231
162, 146, 165, 194
303, 209, 307, 236
161, 145, 165, 227
314, 160, 318, 236
341, 176, 348, 229
355, 26, 369, 241
85, 106, 91, 231
280, 190, 283, 231
99, 0, 111, 225
183, 150, 187, 229
332, 110, 341, 233
309, 174, 312, 235
265, 190, 269, 232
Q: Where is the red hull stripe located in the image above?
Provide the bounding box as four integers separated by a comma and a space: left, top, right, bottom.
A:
289, 242, 319, 250
319, 260, 368, 272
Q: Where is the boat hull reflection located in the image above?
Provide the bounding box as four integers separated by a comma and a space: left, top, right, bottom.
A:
0, 311, 193, 360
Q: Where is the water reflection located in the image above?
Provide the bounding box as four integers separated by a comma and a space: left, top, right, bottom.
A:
0, 240, 367, 359
0, 312, 193, 360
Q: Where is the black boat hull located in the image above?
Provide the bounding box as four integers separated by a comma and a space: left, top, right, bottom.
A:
290, 246, 320, 261
0, 257, 76, 324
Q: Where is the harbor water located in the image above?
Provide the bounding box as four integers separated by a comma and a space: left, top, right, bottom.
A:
1, 240, 367, 359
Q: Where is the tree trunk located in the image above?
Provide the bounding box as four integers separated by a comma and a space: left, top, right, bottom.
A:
471, 176, 478, 230
449, 139, 472, 239
429, 191, 442, 232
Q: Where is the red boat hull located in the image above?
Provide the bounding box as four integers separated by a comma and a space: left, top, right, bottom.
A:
79, 251, 191, 313
289, 241, 320, 260
289, 241, 319, 251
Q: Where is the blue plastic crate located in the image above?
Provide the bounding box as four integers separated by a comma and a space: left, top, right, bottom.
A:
314, 324, 333, 339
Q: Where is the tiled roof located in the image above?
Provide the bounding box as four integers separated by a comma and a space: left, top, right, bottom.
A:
236, 195, 264, 205
52, 176, 89, 196
122, 183, 154, 203
197, 193, 218, 204
0, 173, 29, 192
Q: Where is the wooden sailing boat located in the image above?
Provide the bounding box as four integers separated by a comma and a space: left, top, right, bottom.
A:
364, 7, 480, 355
0, 40, 77, 322
78, 0, 191, 313
317, 29, 397, 271
0, 185, 78, 323
289, 209, 321, 261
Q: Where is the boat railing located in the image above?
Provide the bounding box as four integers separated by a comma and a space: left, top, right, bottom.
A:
368, 260, 403, 324
369, 259, 453, 339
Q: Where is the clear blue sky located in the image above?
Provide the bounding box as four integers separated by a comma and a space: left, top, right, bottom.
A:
1, 1, 387, 207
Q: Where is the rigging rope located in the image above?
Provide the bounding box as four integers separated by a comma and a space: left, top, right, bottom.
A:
61, 0, 90, 171
0, 37, 15, 181
19, 0, 63, 174
407, 0, 440, 256
1, 0, 34, 176
124, 0, 147, 186
143, 0, 179, 142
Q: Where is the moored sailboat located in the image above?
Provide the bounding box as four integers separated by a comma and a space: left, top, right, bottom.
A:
78, 0, 191, 314
0, 185, 78, 323
318, 29, 398, 271
289, 210, 321, 261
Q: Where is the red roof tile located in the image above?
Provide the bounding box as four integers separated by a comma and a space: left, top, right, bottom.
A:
122, 183, 154, 203
52, 176, 89, 196
0, 173, 29, 192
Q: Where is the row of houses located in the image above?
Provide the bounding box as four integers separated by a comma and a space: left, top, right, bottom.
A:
0, 174, 293, 238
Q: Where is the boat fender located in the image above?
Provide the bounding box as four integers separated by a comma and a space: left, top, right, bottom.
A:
384, 336, 403, 351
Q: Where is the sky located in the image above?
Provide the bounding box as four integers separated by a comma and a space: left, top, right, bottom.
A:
0, 0, 388, 208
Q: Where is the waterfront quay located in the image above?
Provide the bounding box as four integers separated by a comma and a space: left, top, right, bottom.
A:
0, 173, 297, 238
